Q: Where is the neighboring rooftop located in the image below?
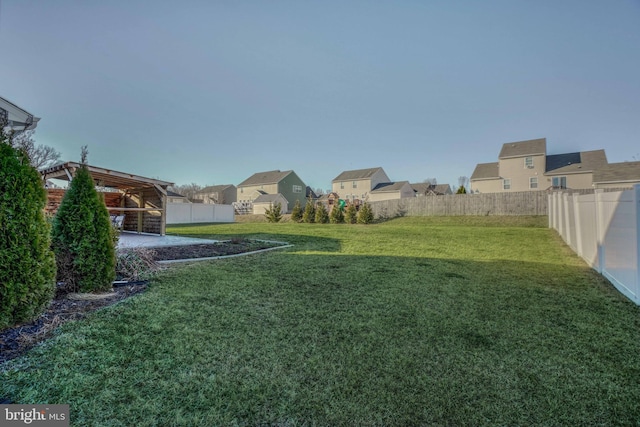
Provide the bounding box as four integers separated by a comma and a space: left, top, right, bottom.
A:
238, 170, 293, 187
333, 167, 384, 182
592, 161, 640, 184
499, 138, 546, 159
196, 184, 235, 194
545, 149, 608, 175
371, 181, 409, 192
470, 162, 500, 180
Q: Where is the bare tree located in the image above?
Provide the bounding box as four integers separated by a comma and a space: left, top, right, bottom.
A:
11, 130, 61, 170
423, 178, 437, 185
169, 183, 204, 201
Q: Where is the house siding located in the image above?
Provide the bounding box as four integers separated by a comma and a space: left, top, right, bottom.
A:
332, 169, 391, 200
498, 155, 546, 192
276, 171, 307, 211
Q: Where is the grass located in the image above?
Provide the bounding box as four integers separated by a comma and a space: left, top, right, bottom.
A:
2, 216, 640, 426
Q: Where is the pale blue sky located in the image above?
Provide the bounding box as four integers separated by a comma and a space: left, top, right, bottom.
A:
1, 0, 639, 191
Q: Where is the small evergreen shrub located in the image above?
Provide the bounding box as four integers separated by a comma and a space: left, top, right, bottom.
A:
290, 199, 303, 223
329, 205, 344, 224
345, 203, 358, 224
302, 198, 316, 223
264, 202, 283, 223
315, 203, 329, 224
51, 150, 116, 292
357, 202, 374, 224
0, 137, 56, 330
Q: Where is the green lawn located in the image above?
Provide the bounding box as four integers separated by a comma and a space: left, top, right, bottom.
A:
2, 216, 640, 426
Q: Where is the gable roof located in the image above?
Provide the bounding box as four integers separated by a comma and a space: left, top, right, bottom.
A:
371, 181, 410, 193
410, 183, 452, 195
196, 184, 235, 194
592, 161, 640, 184
499, 138, 546, 159
545, 149, 607, 175
166, 190, 187, 198
470, 162, 500, 180
238, 170, 293, 187
333, 167, 384, 182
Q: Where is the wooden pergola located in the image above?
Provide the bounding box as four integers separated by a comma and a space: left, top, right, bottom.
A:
41, 162, 174, 235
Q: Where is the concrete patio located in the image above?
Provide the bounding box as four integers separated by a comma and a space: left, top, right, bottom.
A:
117, 232, 218, 249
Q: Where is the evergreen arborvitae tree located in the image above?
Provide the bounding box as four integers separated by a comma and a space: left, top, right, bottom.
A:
51, 148, 116, 292
329, 205, 344, 224
456, 185, 467, 194
315, 203, 329, 224
0, 131, 56, 330
357, 202, 374, 224
302, 198, 316, 223
345, 203, 358, 224
264, 202, 283, 223
290, 199, 303, 223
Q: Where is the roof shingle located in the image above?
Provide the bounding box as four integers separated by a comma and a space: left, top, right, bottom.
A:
499, 138, 546, 159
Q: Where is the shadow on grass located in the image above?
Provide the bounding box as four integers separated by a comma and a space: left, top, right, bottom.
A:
3, 247, 640, 426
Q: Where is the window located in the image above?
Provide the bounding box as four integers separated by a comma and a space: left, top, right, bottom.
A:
352, 181, 357, 189
240, 188, 244, 193
340, 182, 344, 190
530, 177, 538, 189
293, 185, 302, 193
524, 157, 534, 169
552, 176, 567, 189
503, 179, 511, 190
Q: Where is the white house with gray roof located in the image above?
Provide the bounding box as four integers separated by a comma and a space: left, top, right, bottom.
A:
470, 138, 609, 193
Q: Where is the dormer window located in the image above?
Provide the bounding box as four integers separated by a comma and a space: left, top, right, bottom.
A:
524, 157, 534, 169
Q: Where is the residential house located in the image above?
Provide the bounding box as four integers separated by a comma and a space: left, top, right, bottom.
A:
166, 190, 189, 204
592, 161, 640, 189
193, 184, 237, 204
332, 167, 391, 202
470, 138, 608, 193
411, 183, 453, 196
236, 170, 307, 213
252, 194, 289, 215
1, 95, 40, 131
369, 181, 415, 202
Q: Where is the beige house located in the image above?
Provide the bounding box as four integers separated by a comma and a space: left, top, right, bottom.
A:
193, 184, 237, 204
252, 194, 289, 215
411, 183, 453, 196
592, 161, 640, 189
332, 167, 391, 202
369, 181, 415, 202
470, 138, 608, 193
236, 170, 307, 213
166, 190, 189, 203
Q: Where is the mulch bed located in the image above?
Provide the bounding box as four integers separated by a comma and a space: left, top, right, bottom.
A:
0, 240, 286, 365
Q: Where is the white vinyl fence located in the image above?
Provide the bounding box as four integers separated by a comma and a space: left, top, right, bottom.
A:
549, 185, 640, 305
166, 203, 234, 224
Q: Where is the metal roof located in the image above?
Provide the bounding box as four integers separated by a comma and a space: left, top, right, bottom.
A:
41, 162, 173, 190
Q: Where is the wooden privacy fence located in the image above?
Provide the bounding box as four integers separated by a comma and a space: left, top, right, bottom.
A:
549, 186, 640, 305
369, 191, 549, 217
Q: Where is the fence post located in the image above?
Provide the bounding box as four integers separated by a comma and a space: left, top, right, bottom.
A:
635, 184, 640, 300
594, 189, 605, 273
572, 193, 583, 258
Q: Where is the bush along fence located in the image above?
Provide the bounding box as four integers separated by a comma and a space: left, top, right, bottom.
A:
549, 185, 640, 305
369, 191, 549, 218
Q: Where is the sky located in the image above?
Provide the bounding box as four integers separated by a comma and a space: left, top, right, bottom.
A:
1, 1, 639, 192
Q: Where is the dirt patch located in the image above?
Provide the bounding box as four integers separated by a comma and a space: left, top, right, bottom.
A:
0, 240, 288, 366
